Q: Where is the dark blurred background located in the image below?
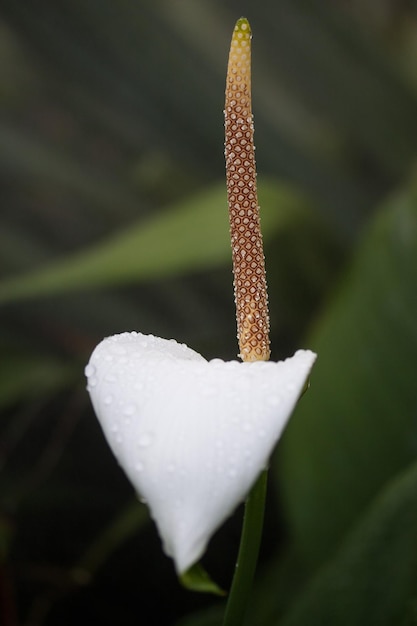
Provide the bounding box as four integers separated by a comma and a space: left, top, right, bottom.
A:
1, 1, 417, 625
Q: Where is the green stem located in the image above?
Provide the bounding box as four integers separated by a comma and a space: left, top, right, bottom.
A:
222, 470, 268, 626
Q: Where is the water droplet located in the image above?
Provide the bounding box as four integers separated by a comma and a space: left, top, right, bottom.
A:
228, 467, 238, 478
135, 461, 144, 473
138, 432, 154, 448
84, 364, 96, 377
104, 373, 117, 383
115, 433, 123, 444
104, 395, 113, 406
88, 376, 98, 388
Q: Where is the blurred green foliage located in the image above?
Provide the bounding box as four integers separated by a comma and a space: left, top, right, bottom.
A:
1, 1, 417, 625
279, 185, 417, 567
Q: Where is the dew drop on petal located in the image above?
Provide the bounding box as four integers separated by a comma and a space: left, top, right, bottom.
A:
104, 395, 113, 406
135, 461, 144, 473
84, 364, 96, 378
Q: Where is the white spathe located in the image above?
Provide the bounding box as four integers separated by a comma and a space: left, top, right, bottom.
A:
85, 332, 316, 574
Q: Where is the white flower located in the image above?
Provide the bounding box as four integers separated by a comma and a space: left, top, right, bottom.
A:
85, 331, 316, 574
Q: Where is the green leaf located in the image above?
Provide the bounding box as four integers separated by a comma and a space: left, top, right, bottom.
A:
180, 563, 226, 597
280, 460, 417, 626
278, 182, 417, 567
0, 179, 311, 303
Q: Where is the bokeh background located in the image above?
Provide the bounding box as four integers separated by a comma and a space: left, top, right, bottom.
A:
1, 1, 417, 625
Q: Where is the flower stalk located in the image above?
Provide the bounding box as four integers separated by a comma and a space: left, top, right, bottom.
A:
222, 470, 267, 626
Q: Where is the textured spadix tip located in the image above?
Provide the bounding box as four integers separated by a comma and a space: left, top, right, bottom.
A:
234, 17, 251, 39
228, 17, 252, 76
85, 332, 316, 574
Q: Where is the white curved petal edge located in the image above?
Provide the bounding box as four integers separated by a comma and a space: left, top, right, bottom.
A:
85, 332, 316, 574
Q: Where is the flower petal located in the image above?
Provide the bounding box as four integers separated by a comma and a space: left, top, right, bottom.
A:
86, 332, 316, 573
